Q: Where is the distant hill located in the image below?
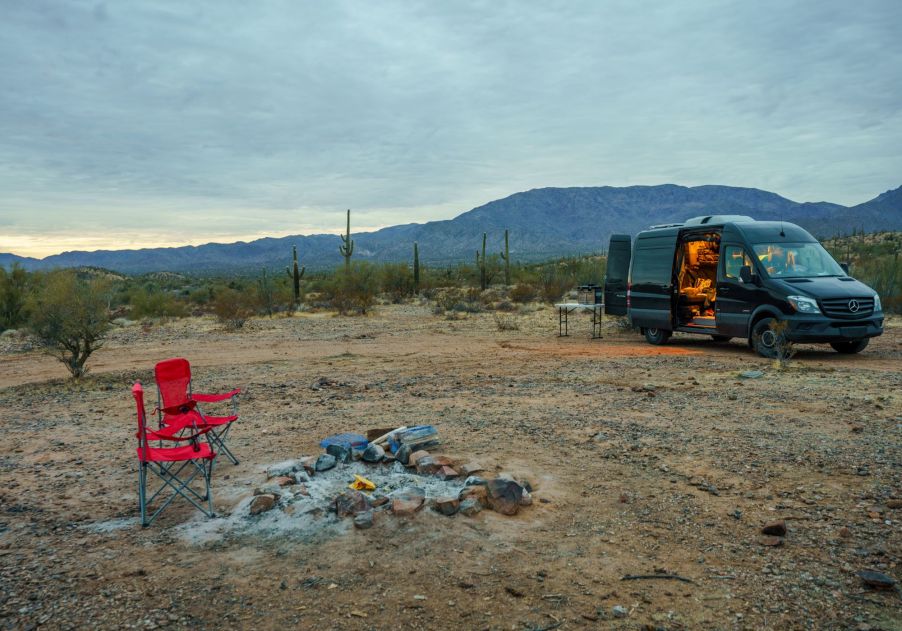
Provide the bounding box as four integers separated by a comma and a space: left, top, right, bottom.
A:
3, 183, 901, 274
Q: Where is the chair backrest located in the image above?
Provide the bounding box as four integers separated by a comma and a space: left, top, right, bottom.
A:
155, 357, 193, 410
132, 381, 149, 458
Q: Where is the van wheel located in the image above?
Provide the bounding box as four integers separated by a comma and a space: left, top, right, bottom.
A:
751, 317, 784, 358
711, 335, 732, 343
830, 339, 869, 354
644, 327, 672, 345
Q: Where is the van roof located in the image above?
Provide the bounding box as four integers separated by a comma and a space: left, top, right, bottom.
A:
637, 219, 817, 242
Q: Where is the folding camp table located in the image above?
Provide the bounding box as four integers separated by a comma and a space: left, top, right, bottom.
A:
554, 303, 604, 339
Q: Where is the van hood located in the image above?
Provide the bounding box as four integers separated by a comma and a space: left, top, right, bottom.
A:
772, 276, 877, 299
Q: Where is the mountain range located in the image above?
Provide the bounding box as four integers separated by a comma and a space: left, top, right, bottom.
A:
3, 183, 901, 275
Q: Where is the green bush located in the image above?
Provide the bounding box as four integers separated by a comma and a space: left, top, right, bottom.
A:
129, 287, 189, 319
0, 263, 29, 331
212, 287, 257, 328
380, 263, 415, 303
323, 262, 379, 315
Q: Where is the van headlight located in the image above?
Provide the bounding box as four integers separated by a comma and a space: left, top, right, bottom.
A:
787, 295, 821, 314
874, 294, 882, 312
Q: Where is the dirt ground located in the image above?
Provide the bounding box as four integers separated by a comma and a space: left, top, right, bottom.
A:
1, 304, 900, 630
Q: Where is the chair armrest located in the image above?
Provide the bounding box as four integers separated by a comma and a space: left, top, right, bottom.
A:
193, 389, 240, 403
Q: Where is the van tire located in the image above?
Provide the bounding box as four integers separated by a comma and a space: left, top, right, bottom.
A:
751, 317, 786, 359
644, 327, 672, 345
830, 339, 869, 354
711, 335, 732, 343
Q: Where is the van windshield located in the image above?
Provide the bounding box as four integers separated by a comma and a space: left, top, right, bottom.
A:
752, 242, 844, 278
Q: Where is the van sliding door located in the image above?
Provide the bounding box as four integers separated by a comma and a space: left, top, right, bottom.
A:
629, 232, 678, 330
604, 234, 632, 316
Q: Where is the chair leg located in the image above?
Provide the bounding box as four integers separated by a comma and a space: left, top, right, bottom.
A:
205, 460, 215, 517
139, 463, 148, 527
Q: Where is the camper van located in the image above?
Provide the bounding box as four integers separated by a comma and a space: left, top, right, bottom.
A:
603, 216, 884, 357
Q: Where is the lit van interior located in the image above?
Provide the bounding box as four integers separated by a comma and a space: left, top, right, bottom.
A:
675, 232, 720, 327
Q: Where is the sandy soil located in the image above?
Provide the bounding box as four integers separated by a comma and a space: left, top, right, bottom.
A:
1, 304, 900, 630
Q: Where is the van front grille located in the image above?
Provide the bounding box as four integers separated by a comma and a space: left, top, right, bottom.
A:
820, 297, 874, 318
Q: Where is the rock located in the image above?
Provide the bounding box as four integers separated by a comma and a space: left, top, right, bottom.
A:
459, 485, 489, 506
249, 494, 278, 515
315, 454, 337, 472
459, 498, 482, 516
761, 520, 787, 536
395, 444, 412, 465
335, 490, 370, 517
739, 370, 764, 379
486, 479, 524, 516
519, 491, 533, 507
326, 444, 351, 463
391, 487, 426, 516
612, 605, 628, 618
273, 476, 296, 487
465, 476, 486, 486
299, 456, 317, 476
292, 471, 309, 484
759, 535, 784, 546
370, 494, 390, 507
886, 499, 902, 509
459, 462, 485, 476
857, 569, 897, 591
436, 466, 458, 480
838, 526, 852, 538
505, 585, 524, 598
253, 484, 281, 497
266, 459, 303, 478
432, 496, 459, 516
407, 450, 430, 469
353, 510, 374, 529
362, 443, 385, 463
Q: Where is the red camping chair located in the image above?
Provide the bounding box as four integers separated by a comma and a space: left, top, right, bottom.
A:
133, 381, 215, 527
154, 358, 241, 465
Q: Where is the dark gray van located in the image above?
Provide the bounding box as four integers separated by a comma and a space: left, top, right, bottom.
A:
604, 215, 884, 357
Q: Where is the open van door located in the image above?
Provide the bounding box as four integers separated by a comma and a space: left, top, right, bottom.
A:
604, 234, 632, 315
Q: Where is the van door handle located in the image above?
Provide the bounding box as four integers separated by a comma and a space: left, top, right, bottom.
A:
720, 287, 731, 295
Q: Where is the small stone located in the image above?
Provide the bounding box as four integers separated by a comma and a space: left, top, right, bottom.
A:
612, 605, 628, 618
249, 494, 277, 515
436, 466, 458, 480
838, 526, 852, 538
335, 490, 370, 517
432, 496, 459, 516
739, 370, 764, 379
315, 454, 336, 472
353, 510, 374, 530
391, 487, 426, 516
362, 443, 385, 463
459, 462, 485, 476
857, 569, 897, 591
370, 494, 390, 507
505, 585, 524, 598
761, 520, 787, 536
459, 498, 482, 516
395, 444, 412, 465
759, 535, 784, 547
486, 479, 524, 516
266, 459, 303, 478
326, 444, 351, 463
459, 485, 489, 506
519, 490, 533, 507
465, 476, 486, 486
407, 450, 430, 468
299, 456, 317, 475
886, 499, 902, 509
273, 476, 295, 487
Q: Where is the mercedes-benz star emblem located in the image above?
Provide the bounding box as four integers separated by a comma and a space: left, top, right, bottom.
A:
848, 299, 860, 313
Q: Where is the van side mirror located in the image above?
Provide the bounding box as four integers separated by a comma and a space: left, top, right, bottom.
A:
840, 262, 849, 275
739, 265, 754, 284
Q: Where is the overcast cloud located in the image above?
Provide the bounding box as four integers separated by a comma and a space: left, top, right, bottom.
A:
1, 0, 901, 256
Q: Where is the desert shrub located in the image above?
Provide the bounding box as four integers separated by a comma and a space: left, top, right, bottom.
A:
324, 262, 379, 315
26, 271, 111, 379
509, 283, 537, 304
381, 263, 415, 303
129, 286, 189, 319
538, 267, 571, 304
212, 287, 257, 329
493, 312, 520, 331
0, 263, 29, 331
495, 300, 516, 312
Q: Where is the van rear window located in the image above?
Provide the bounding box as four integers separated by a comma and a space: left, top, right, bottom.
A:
632, 245, 674, 284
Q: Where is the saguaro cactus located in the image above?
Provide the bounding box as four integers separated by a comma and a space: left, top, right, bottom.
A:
500, 228, 510, 285
477, 232, 487, 290
339, 209, 354, 269
413, 242, 420, 294
285, 244, 305, 309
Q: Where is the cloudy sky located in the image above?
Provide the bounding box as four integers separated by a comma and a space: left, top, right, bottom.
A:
1, 1, 900, 257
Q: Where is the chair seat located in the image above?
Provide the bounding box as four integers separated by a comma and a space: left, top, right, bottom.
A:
137, 443, 215, 463
162, 411, 238, 430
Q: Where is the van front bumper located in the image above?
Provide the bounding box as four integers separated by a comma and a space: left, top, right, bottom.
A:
786, 315, 884, 343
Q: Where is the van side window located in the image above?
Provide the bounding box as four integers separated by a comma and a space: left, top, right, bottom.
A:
723, 245, 753, 281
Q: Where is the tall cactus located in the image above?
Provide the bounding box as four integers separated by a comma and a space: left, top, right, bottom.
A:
499, 228, 510, 285
339, 208, 354, 269
285, 244, 305, 309
413, 242, 420, 294
477, 232, 487, 290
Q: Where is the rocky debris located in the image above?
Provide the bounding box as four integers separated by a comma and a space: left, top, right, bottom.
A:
310, 376, 351, 390
465, 476, 486, 486
436, 466, 458, 480
362, 443, 385, 463
298, 456, 317, 476
838, 526, 852, 538
519, 491, 533, 507
407, 450, 430, 469
857, 570, 897, 591
334, 490, 370, 518
391, 487, 426, 516
273, 476, 296, 487
266, 460, 304, 478
739, 369, 764, 379
688, 477, 720, 496
759, 536, 784, 547
249, 494, 278, 515
432, 496, 459, 516
353, 510, 375, 530
459, 462, 485, 476
612, 605, 628, 618
395, 444, 412, 465
326, 444, 351, 463
486, 479, 524, 515
761, 520, 787, 536
370, 494, 390, 507
886, 499, 902, 509
459, 498, 482, 516
315, 454, 337, 472
415, 454, 454, 475
459, 485, 489, 506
